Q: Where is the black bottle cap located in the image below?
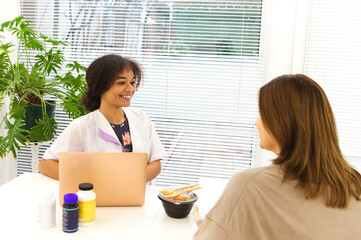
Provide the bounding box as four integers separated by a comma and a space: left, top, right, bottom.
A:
79, 183, 93, 191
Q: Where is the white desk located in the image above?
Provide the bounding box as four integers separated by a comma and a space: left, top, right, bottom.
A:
0, 173, 228, 240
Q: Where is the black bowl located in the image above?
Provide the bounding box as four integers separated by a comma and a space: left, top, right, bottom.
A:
158, 192, 198, 218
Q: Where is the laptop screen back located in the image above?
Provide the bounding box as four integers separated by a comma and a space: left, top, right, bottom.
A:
59, 152, 148, 207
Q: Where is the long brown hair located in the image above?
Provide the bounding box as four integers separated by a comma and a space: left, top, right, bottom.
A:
258, 74, 361, 208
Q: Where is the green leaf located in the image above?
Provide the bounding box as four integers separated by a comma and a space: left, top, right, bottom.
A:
3, 117, 28, 159
35, 48, 64, 76
40, 33, 67, 46
0, 52, 11, 77
24, 36, 44, 51
0, 43, 15, 53
42, 115, 57, 141
0, 16, 24, 31
66, 61, 87, 74
14, 63, 30, 85
0, 96, 5, 108
29, 64, 42, 85
9, 98, 27, 119
0, 136, 8, 158
29, 115, 57, 142
57, 71, 87, 90
61, 90, 87, 119
0, 77, 11, 95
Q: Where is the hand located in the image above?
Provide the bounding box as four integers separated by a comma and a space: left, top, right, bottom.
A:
193, 204, 203, 223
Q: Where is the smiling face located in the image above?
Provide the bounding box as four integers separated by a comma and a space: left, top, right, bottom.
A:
100, 69, 136, 109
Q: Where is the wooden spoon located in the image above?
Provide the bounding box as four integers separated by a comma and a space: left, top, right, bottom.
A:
163, 186, 202, 198
159, 183, 199, 195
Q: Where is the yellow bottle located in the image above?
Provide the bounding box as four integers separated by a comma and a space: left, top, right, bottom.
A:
77, 183, 96, 226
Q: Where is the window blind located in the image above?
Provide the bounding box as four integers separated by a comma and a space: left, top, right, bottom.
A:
18, 0, 265, 186
304, 0, 361, 171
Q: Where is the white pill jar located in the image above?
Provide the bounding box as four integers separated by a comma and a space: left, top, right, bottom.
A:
38, 190, 56, 228
77, 183, 96, 226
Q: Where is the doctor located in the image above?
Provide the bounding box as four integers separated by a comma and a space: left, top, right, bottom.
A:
38, 54, 166, 181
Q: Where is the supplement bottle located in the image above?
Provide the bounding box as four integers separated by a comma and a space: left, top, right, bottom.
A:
63, 193, 79, 233
77, 183, 96, 226
37, 190, 56, 228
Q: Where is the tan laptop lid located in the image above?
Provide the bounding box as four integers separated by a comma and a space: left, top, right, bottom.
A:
59, 152, 148, 207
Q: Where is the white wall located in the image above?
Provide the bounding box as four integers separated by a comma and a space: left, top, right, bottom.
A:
0, 0, 20, 186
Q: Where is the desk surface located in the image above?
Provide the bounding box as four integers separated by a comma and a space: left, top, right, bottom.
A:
0, 173, 228, 240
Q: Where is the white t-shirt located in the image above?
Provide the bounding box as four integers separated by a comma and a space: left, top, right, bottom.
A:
42, 107, 166, 163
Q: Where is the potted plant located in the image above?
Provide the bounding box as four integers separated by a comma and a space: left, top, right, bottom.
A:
0, 16, 88, 159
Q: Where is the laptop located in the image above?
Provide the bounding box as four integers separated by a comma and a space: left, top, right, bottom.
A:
59, 152, 148, 207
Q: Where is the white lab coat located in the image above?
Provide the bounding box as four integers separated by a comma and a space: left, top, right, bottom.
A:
42, 108, 166, 163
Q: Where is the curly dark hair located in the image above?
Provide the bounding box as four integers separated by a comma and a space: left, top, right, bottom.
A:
80, 54, 143, 111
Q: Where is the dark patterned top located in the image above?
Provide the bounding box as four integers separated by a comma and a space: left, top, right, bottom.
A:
109, 118, 133, 152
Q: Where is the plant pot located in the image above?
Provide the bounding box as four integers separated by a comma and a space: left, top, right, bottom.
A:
22, 101, 56, 131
